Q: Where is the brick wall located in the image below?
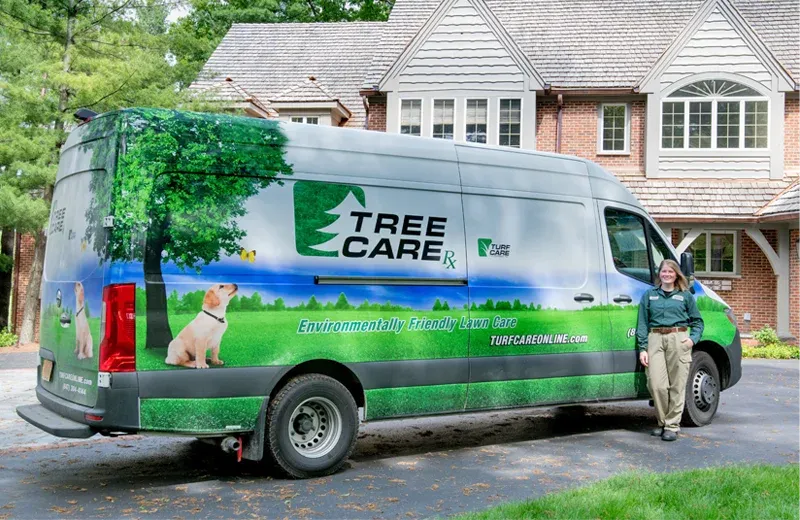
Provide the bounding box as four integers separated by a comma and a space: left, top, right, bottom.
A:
785, 96, 799, 175
673, 229, 779, 335
790, 229, 799, 341
12, 233, 40, 343
535, 97, 646, 176
367, 96, 387, 132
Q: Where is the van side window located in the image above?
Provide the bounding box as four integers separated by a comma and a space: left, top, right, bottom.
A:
648, 225, 673, 275
604, 209, 652, 284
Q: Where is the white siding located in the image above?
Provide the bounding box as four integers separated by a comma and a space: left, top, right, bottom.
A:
658, 154, 770, 178
660, 9, 771, 91
397, 0, 523, 92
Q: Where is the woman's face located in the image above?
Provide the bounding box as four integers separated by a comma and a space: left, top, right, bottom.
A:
659, 264, 677, 285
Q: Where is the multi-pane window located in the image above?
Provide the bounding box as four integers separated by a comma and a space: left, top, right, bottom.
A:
716, 101, 740, 148
600, 104, 627, 152
688, 101, 712, 148
745, 101, 768, 148
662, 79, 768, 149
432, 100, 455, 139
465, 99, 487, 144
661, 102, 685, 148
290, 116, 319, 124
400, 99, 422, 136
499, 99, 521, 148
682, 230, 736, 274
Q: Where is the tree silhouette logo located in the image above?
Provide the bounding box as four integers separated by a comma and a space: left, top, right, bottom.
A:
293, 181, 366, 257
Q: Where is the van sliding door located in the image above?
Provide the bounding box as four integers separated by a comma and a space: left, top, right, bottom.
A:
460, 189, 613, 411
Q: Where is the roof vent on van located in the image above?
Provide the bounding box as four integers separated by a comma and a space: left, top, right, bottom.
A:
74, 109, 98, 123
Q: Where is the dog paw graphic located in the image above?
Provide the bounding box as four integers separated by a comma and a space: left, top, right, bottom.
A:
209, 359, 224, 366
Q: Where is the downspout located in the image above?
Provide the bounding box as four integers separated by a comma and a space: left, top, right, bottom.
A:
11, 232, 20, 334
556, 94, 564, 154
362, 95, 370, 130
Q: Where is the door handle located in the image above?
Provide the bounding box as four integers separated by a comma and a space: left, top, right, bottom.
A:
574, 293, 595, 303
613, 294, 633, 304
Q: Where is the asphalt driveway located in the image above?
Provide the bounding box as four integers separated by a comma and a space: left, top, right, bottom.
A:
0, 359, 797, 519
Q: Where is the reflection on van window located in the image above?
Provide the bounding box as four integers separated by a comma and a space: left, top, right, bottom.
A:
648, 225, 673, 268
605, 209, 652, 284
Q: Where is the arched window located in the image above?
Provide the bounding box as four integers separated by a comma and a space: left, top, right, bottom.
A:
661, 79, 768, 150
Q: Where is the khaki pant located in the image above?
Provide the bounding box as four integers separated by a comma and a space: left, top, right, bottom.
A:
646, 331, 693, 432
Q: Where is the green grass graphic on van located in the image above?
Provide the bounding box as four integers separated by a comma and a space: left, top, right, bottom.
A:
294, 181, 366, 257
478, 238, 492, 257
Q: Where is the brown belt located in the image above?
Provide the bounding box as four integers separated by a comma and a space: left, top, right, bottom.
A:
650, 327, 688, 334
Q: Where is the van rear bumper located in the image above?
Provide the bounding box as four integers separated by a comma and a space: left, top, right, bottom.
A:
15, 366, 140, 439
16, 404, 95, 438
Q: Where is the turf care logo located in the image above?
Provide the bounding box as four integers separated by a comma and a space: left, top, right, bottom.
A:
478, 238, 511, 257
293, 181, 453, 264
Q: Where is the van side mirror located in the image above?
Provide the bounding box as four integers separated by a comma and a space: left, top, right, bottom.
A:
680, 252, 696, 294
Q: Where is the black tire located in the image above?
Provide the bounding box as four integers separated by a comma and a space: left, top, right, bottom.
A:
266, 374, 358, 479
681, 351, 720, 427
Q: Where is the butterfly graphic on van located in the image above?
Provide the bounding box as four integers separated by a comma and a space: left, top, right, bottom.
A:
240, 249, 256, 263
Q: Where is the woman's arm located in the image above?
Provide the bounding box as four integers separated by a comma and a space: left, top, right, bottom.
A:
685, 293, 705, 345
636, 291, 650, 353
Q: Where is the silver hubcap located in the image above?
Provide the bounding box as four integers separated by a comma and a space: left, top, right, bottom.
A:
692, 368, 717, 411
288, 397, 342, 458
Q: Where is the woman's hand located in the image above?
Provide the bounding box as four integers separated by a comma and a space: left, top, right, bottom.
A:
682, 337, 695, 348
639, 351, 649, 367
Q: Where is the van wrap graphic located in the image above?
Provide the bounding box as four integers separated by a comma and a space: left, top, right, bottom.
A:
41, 109, 738, 433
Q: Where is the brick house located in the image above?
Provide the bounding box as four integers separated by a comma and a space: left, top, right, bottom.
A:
12, 0, 797, 342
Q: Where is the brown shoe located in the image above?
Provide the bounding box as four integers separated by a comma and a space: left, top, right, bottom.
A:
661, 430, 678, 441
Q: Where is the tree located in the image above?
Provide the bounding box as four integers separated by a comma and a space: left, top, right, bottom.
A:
442, 301, 450, 311
513, 299, 524, 311
470, 302, 477, 311
432, 298, 442, 311
81, 110, 291, 346
482, 299, 495, 311
0, 0, 180, 344
273, 297, 286, 311
306, 295, 321, 311
334, 292, 351, 310
308, 191, 366, 255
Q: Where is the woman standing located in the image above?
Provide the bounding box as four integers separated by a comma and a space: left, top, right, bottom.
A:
636, 259, 704, 441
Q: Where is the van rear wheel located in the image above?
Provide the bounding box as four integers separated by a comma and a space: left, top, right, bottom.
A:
681, 351, 720, 427
267, 374, 358, 478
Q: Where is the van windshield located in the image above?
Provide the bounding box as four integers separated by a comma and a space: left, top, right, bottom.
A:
44, 170, 107, 281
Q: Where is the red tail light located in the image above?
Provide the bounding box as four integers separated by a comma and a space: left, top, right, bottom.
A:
99, 284, 136, 372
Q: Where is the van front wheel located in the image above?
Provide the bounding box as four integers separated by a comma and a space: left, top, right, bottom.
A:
267, 374, 358, 478
681, 351, 720, 427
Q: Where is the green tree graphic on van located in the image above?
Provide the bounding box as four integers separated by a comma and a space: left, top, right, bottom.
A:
83, 109, 292, 348
478, 238, 492, 257
294, 181, 366, 257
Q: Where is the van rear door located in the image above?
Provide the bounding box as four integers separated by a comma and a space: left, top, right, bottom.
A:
39, 158, 111, 408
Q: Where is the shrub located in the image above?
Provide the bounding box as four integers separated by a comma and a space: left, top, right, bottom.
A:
754, 325, 781, 347
743, 344, 799, 360
0, 328, 18, 348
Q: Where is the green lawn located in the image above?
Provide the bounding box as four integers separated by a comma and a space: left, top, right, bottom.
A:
458, 464, 799, 520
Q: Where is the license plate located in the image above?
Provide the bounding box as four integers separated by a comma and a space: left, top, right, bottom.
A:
42, 359, 53, 382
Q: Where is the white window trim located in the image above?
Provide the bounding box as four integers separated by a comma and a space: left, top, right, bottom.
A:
431, 98, 456, 140
497, 98, 523, 148
682, 230, 739, 275
597, 103, 631, 155
399, 98, 423, 136
464, 98, 489, 145
660, 97, 769, 151
289, 116, 319, 125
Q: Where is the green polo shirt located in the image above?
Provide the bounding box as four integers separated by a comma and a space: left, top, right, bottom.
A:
636, 286, 704, 353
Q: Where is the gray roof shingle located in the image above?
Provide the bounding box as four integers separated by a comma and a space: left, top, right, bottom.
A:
623, 178, 796, 219
363, 0, 798, 89
756, 180, 800, 216
191, 21, 385, 128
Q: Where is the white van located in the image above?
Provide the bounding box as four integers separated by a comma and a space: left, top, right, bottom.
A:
18, 108, 741, 478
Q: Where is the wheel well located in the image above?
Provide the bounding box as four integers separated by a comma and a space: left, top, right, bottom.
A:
269, 360, 365, 408
694, 340, 730, 389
